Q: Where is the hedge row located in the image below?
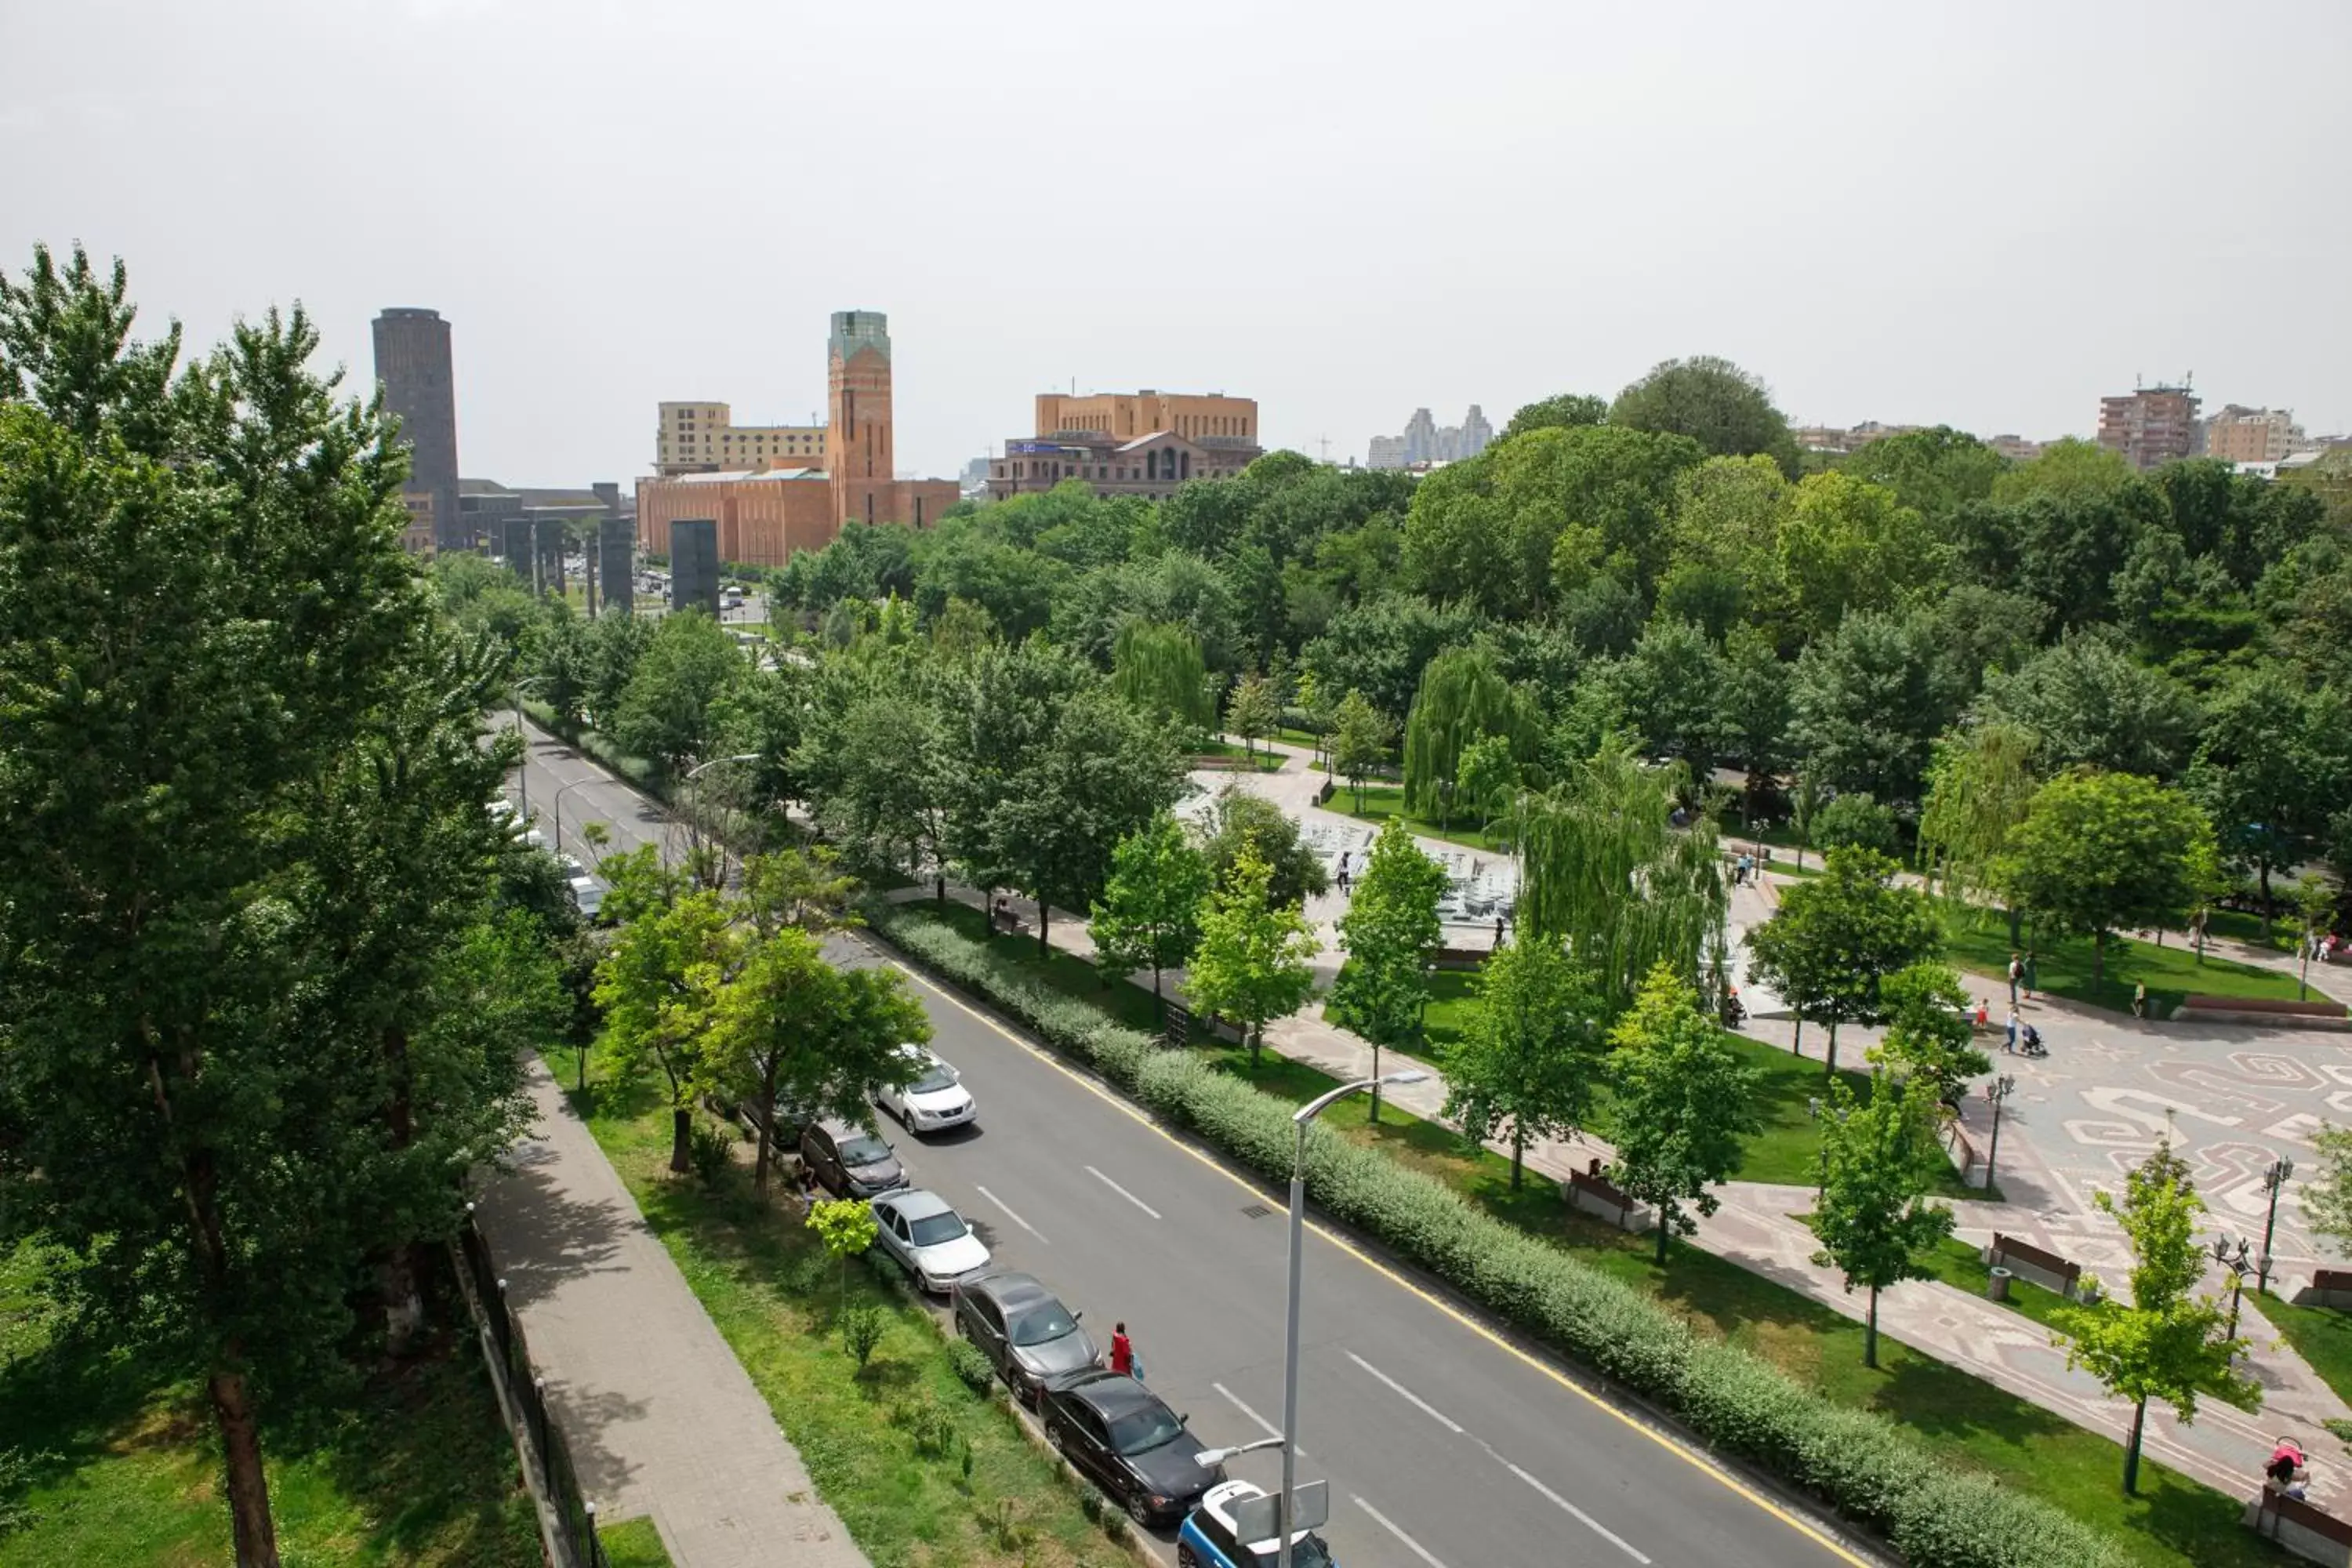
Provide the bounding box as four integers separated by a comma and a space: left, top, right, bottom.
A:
867, 899, 2131, 1568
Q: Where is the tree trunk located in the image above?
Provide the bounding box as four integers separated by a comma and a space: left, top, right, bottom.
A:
210, 1363, 281, 1568
2122, 1396, 2147, 1494
1250, 1023, 1263, 1069
2092, 929, 2106, 985
2005, 903, 2023, 949
670, 1105, 692, 1174
1510, 1131, 1525, 1190
2259, 861, 2275, 938
1791, 1013, 1803, 1055
1151, 961, 1163, 999
1653, 1208, 1671, 1265
935, 873, 946, 906
378, 1025, 425, 1356
1037, 902, 1050, 959
753, 1059, 779, 1189
1825, 1019, 1839, 1078
1864, 1287, 1879, 1369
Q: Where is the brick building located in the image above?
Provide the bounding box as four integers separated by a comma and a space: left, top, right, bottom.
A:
2203, 405, 2303, 463
987, 389, 1262, 501
2098, 383, 2201, 471
655, 402, 824, 477
372, 307, 465, 550
636, 310, 956, 568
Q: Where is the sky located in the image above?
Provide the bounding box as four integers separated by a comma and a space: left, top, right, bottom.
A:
4, 0, 2348, 485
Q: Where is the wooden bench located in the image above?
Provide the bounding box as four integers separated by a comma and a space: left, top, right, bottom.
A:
1984, 1232, 2086, 1299
988, 904, 1026, 935
1565, 1163, 1650, 1232
2183, 995, 2347, 1018
2294, 1269, 2352, 1310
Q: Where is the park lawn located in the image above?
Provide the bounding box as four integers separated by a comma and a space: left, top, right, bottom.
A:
908, 895, 1167, 1035
0, 1240, 539, 1568
2205, 908, 2299, 954
1334, 966, 1975, 1196
2253, 1293, 2352, 1413
569, 1057, 1132, 1568
1325, 782, 1511, 854
597, 1512, 676, 1566
1193, 1049, 2274, 1568
1941, 913, 2314, 1018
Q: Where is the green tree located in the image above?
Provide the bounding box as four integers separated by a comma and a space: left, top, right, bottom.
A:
2054, 1138, 2255, 1494
1329, 819, 1448, 1114
2296, 873, 2339, 1000
612, 607, 749, 776
803, 681, 953, 893
1976, 635, 2201, 781
1744, 848, 1942, 1074
1329, 687, 1393, 811
1719, 626, 1792, 822
1201, 786, 1330, 909
1867, 963, 1991, 1105
1918, 721, 2041, 936
1788, 609, 1959, 804
706, 928, 929, 1189
0, 246, 539, 1566
1112, 619, 1214, 741
2187, 668, 2352, 923
1225, 670, 1279, 761
1088, 812, 1212, 997
1775, 470, 1939, 637
1838, 426, 2007, 524
1808, 1073, 1956, 1368
1453, 732, 1520, 828
1403, 648, 1533, 829
1187, 848, 1319, 1067
1501, 391, 1608, 441
1610, 354, 1801, 477
1510, 742, 1729, 1014
1607, 966, 1762, 1262
809, 1197, 880, 1305
2005, 771, 2215, 983
1990, 436, 2135, 506
1443, 939, 1607, 1187
2303, 1123, 2352, 1255
1609, 618, 1730, 781
595, 874, 733, 1173
1811, 792, 1898, 857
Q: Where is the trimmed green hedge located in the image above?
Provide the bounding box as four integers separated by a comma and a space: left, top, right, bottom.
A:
866, 898, 2129, 1568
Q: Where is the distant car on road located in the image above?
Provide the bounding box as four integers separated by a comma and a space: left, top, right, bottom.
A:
487, 798, 545, 851
1041, 1369, 1223, 1526
799, 1118, 907, 1199
869, 1189, 991, 1294
874, 1045, 975, 1134
554, 852, 605, 921
952, 1272, 1098, 1406
1179, 1480, 1336, 1568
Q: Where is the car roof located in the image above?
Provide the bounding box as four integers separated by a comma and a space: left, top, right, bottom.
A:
884, 1189, 953, 1221
815, 1117, 880, 1140
1061, 1369, 1163, 1416
969, 1271, 1048, 1307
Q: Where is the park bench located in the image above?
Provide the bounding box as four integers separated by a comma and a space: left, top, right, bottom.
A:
2293, 1270, 2352, 1310
1565, 1161, 1650, 1232
2181, 995, 2347, 1018
988, 902, 1026, 935
1984, 1233, 2088, 1300
2245, 1487, 2352, 1566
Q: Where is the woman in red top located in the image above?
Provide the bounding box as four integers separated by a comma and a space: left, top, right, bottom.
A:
1109, 1322, 1134, 1376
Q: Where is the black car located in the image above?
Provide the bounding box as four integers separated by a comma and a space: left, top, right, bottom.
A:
798, 1119, 907, 1199
953, 1272, 1100, 1406
1040, 1368, 1222, 1526
704, 1091, 812, 1147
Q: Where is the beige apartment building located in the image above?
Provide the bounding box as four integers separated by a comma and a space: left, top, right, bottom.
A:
655, 401, 826, 477
987, 389, 1263, 503
2204, 405, 2303, 463
1033, 390, 1258, 445
2098, 384, 2201, 471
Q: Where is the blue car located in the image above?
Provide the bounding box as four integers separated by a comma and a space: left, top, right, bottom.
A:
1178, 1480, 1335, 1568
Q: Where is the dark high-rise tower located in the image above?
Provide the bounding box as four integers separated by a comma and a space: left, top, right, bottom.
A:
372, 307, 463, 550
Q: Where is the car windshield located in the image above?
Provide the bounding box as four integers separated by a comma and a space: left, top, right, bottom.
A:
908, 1062, 958, 1094
1007, 1304, 1079, 1347
838, 1135, 891, 1166
1106, 1403, 1185, 1456
907, 1211, 967, 1247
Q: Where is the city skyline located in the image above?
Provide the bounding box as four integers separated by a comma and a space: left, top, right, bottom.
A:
5, 1, 2347, 486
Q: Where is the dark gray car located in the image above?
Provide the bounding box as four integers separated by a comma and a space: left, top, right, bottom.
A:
799, 1119, 906, 1199
953, 1272, 1099, 1406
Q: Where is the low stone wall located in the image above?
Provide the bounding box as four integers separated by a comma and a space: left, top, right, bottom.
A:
2293, 1270, 2352, 1310
1565, 1164, 1650, 1233
2245, 1489, 2352, 1566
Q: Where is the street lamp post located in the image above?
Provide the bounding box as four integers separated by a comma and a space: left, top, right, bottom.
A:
2259, 1156, 2296, 1295
550, 778, 595, 857
1278, 1071, 1427, 1568
2210, 1235, 2253, 1342
1984, 1075, 2017, 1194
676, 752, 763, 884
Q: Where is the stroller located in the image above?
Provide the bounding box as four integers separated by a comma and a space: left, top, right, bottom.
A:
2018, 1023, 2047, 1058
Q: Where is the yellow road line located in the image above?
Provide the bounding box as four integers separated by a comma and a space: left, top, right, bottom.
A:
875, 946, 1873, 1568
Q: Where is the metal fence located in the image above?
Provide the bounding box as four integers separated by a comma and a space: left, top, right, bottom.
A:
457, 1215, 609, 1568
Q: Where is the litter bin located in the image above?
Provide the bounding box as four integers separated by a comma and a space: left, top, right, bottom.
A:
1987, 1267, 2013, 1303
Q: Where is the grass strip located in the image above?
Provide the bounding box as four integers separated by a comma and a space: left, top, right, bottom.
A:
1940, 914, 2312, 1018
597, 1513, 677, 1567
567, 1065, 1138, 1568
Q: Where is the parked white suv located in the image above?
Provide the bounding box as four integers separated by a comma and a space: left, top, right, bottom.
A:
875, 1046, 975, 1134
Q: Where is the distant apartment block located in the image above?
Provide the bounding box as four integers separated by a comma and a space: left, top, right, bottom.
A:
2203, 405, 2304, 463
655, 402, 825, 477
1793, 421, 1919, 456
2098, 383, 2201, 471
637, 310, 957, 568
1367, 405, 1493, 468
1989, 434, 2045, 463
373, 307, 465, 551
987, 389, 1261, 502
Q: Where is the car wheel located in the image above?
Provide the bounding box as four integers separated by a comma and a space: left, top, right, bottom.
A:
1126, 1490, 1153, 1526
1178, 1545, 1200, 1568
1049, 1420, 1069, 1457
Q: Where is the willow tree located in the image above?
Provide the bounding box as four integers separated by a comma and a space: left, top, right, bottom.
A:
1402, 648, 1534, 829
1508, 741, 1729, 1014
1111, 619, 1214, 744
1918, 720, 2039, 942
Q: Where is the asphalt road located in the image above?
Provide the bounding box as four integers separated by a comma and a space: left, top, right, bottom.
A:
503, 717, 1871, 1568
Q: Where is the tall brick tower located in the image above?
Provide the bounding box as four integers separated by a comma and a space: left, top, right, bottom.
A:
826, 310, 895, 527
372, 307, 464, 550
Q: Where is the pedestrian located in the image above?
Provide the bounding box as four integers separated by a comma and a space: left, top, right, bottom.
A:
1494, 915, 1506, 947
2023, 950, 2039, 1001
1975, 997, 1989, 1029
1109, 1321, 1135, 1377
2005, 1009, 2019, 1054
2132, 982, 2148, 1019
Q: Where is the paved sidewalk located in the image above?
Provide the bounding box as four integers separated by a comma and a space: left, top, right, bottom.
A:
891, 741, 2352, 1515
474, 1058, 867, 1568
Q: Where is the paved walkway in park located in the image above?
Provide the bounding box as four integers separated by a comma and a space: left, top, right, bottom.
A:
892, 739, 2352, 1512
474, 1058, 867, 1568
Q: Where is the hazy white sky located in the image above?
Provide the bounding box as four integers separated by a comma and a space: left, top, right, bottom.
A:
5, 0, 2347, 484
